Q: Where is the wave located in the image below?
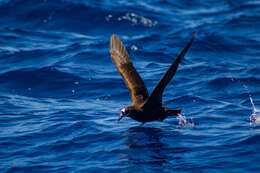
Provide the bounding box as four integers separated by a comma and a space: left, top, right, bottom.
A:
0, 0, 159, 34
0, 66, 131, 99
207, 77, 260, 89
0, 67, 83, 98
0, 0, 260, 172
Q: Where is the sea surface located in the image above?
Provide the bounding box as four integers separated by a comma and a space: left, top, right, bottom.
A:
0, 0, 260, 172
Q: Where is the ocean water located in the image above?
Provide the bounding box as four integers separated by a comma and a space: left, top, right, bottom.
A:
0, 0, 260, 172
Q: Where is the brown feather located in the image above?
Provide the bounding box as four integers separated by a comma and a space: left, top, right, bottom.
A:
109, 34, 148, 106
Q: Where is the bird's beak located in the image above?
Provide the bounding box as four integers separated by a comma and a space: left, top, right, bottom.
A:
118, 115, 124, 121
118, 112, 127, 121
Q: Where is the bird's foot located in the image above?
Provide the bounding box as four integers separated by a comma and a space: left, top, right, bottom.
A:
140, 122, 145, 126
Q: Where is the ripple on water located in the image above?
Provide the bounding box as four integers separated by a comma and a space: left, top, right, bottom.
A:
0, 0, 260, 172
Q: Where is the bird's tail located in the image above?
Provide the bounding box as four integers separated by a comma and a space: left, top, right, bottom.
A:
165, 108, 181, 116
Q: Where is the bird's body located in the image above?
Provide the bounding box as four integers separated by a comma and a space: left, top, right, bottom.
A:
123, 105, 181, 123
124, 106, 164, 122
109, 33, 195, 123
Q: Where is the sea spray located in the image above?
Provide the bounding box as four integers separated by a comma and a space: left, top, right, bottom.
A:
249, 96, 260, 125
242, 84, 260, 125
177, 113, 195, 127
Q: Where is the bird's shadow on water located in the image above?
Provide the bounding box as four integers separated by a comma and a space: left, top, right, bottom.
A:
122, 125, 186, 172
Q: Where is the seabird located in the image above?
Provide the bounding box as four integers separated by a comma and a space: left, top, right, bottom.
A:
109, 33, 195, 123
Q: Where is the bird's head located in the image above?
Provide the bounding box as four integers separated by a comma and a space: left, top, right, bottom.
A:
118, 106, 134, 121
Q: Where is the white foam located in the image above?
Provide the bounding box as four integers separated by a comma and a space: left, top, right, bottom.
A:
249, 96, 260, 125
117, 13, 157, 27
177, 114, 195, 128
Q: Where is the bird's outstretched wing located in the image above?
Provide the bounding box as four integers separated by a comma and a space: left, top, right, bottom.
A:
142, 33, 195, 108
110, 34, 148, 106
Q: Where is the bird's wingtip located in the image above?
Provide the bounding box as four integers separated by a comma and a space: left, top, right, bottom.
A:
110, 34, 120, 49
186, 31, 196, 47
110, 33, 118, 40
191, 31, 197, 40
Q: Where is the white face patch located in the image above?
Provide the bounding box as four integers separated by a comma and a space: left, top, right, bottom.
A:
121, 108, 126, 113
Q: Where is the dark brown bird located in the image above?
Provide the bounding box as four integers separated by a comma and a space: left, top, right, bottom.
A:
109, 33, 195, 123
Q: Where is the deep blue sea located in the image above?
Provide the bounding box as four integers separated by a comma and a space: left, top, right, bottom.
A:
0, 0, 260, 172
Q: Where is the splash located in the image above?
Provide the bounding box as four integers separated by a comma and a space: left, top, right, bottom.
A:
177, 113, 195, 128
242, 84, 260, 125
118, 13, 158, 27
249, 96, 260, 125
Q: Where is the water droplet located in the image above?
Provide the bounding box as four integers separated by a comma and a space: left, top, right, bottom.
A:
105, 14, 113, 21
177, 114, 195, 128
131, 45, 138, 51
117, 12, 157, 27
249, 95, 260, 125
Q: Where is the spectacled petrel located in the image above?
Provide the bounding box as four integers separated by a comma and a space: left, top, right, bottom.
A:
109, 33, 195, 123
